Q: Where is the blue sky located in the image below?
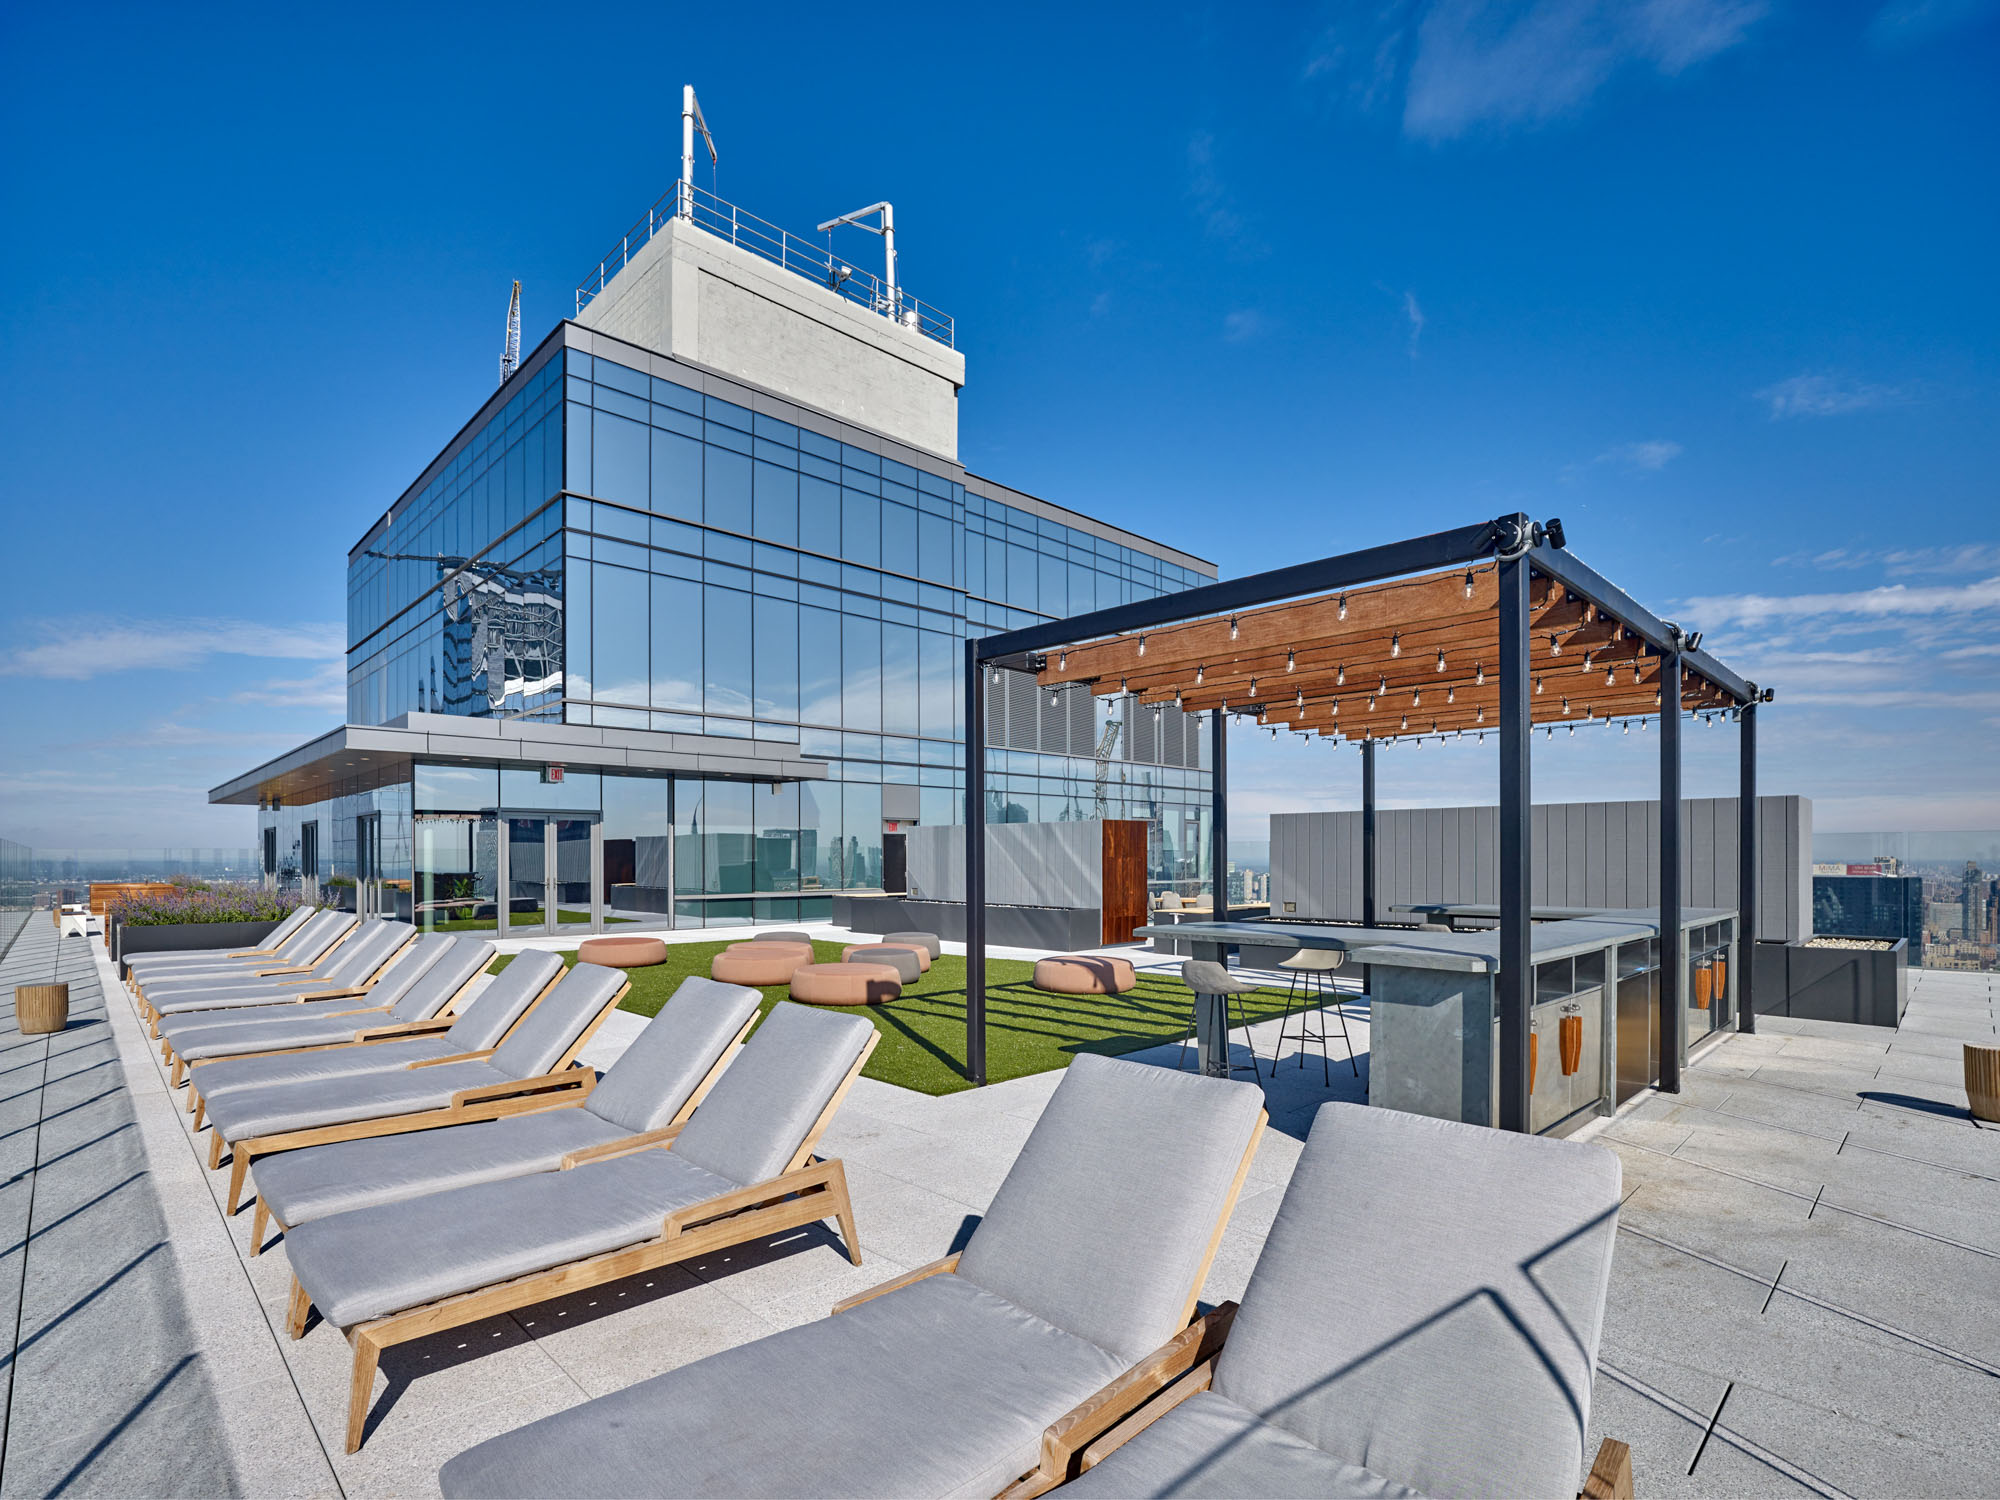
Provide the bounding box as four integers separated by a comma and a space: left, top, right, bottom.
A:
2, 0, 1995, 850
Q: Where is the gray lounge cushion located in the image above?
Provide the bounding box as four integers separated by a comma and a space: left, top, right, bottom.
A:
149, 923, 412, 1013
847, 945, 922, 982
485, 962, 624, 1079
285, 1148, 739, 1327
137, 913, 356, 986
1061, 1390, 1419, 1499
193, 1035, 464, 1102
583, 976, 762, 1133
445, 948, 564, 1050
438, 1271, 1129, 1500
172, 1009, 409, 1063
885, 930, 943, 958
206, 1059, 511, 1140
667, 1003, 872, 1188
255, 1109, 629, 1227
254, 976, 763, 1227
1208, 1102, 1620, 1500
756, 930, 813, 944
956, 1054, 1266, 1364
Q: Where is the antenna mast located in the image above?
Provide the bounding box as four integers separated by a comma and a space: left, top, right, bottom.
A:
817, 202, 900, 318
498, 280, 521, 387
680, 85, 717, 218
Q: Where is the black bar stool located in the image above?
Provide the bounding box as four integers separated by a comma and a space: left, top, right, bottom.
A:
1178, 958, 1264, 1080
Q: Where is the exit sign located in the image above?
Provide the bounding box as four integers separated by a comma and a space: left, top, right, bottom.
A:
540, 764, 565, 784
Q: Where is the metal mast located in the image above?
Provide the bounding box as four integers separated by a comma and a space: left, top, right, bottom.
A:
680, 85, 716, 218
498, 280, 521, 387
817, 202, 899, 318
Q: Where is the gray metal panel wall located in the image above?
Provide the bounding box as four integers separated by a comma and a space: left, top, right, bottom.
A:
908, 820, 1101, 908
1269, 794, 1810, 937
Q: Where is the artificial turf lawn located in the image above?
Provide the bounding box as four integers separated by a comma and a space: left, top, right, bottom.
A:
494, 940, 1300, 1096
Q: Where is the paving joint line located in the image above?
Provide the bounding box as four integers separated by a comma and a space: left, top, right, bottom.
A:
1596, 1361, 1853, 1500
1687, 1380, 1733, 1475
1758, 1259, 1787, 1315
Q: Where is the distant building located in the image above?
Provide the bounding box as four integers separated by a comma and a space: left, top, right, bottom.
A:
1814, 873, 1925, 961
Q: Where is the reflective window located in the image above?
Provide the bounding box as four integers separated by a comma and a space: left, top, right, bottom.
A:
704, 586, 752, 718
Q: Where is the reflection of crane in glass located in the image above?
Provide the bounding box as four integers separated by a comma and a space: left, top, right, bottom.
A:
363, 549, 564, 715
1093, 717, 1123, 820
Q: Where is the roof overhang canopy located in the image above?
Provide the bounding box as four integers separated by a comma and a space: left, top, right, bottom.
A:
210, 712, 829, 808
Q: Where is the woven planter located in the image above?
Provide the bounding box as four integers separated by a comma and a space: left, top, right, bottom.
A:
15, 984, 69, 1035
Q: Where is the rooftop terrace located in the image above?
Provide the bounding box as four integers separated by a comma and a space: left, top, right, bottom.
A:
2, 914, 1991, 1496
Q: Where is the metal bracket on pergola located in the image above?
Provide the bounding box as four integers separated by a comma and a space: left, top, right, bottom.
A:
965, 513, 1772, 1129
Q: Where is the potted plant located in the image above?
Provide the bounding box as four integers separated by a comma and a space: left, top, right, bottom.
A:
110, 880, 298, 972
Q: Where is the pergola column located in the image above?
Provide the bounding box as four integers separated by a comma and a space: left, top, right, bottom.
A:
1361, 739, 1378, 927
1210, 710, 1229, 923
1659, 646, 1684, 1094
1496, 550, 1533, 1134
1737, 698, 1758, 1034
964, 641, 988, 1086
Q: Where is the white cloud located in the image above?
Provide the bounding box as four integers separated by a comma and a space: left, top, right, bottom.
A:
1681, 575, 2000, 627
1222, 309, 1270, 344
1754, 372, 1908, 419
1598, 439, 1682, 470
229, 661, 349, 711
0, 617, 344, 681
1403, 290, 1426, 356
1398, 0, 1766, 140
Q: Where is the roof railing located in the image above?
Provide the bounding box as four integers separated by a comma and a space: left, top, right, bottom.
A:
575, 181, 955, 349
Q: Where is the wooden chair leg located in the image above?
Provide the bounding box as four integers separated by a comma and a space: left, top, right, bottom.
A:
346, 1330, 383, 1453
286, 1276, 312, 1339
207, 1130, 224, 1171
170, 1054, 184, 1088
192, 1094, 206, 1131
1582, 1437, 1633, 1500
227, 1148, 250, 1213
827, 1163, 862, 1266
250, 1197, 271, 1257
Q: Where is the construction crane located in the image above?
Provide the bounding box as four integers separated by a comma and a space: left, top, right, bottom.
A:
498, 280, 521, 387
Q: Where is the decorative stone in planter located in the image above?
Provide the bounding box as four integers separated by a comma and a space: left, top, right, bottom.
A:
16, 984, 69, 1035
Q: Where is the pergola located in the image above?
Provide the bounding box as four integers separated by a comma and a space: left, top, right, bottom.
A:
964, 513, 1772, 1131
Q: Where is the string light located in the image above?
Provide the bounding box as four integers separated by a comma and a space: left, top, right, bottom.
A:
1229, 617, 1239, 641
1295, 688, 1304, 710
1336, 664, 1346, 686
1605, 666, 1615, 687
1464, 570, 1475, 599
989, 666, 1000, 684
1436, 649, 1447, 673
1338, 595, 1348, 621
1476, 664, 1486, 686
1378, 676, 1388, 695
1535, 677, 1545, 695
1476, 706, 1486, 724
1546, 725, 1555, 739
1447, 685, 1456, 704
1623, 720, 1630, 734
1400, 714, 1409, 731
1561, 697, 1570, 716
1058, 650, 1067, 671
1137, 634, 1147, 657
1550, 635, 1563, 657
1568, 723, 1576, 736
1049, 690, 1058, 707
1391, 633, 1402, 658
1196, 664, 1205, 685
1174, 687, 1183, 707
1413, 688, 1422, 707
1583, 651, 1593, 669
1331, 698, 1340, 717
1120, 677, 1127, 693
1286, 648, 1296, 672
1248, 677, 1258, 698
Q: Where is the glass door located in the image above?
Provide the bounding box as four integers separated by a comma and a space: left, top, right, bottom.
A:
505, 817, 548, 933
415, 814, 498, 933
356, 814, 384, 917
551, 819, 595, 932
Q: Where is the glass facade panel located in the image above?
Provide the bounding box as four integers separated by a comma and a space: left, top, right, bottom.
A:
334, 343, 1216, 926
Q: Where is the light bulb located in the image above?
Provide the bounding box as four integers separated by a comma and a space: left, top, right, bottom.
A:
1535, 677, 1545, 695
1337, 595, 1347, 621
1119, 677, 1127, 693
1137, 634, 1147, 657
1623, 720, 1630, 734
1378, 676, 1388, 695
1550, 635, 1562, 657
1476, 664, 1486, 686
989, 666, 1000, 684
1391, 633, 1402, 658
1546, 725, 1554, 739
1605, 666, 1615, 687
1196, 664, 1205, 685
1049, 690, 1058, 706
1436, 649, 1446, 672
1331, 698, 1340, 716
1336, 664, 1346, 686
1295, 689, 1304, 710
1229, 617, 1239, 640
1583, 651, 1593, 669
1400, 714, 1409, 731
1249, 678, 1258, 698
1568, 724, 1575, 736
1413, 688, 1422, 707
1058, 650, 1067, 671
1286, 649, 1295, 672
1447, 685, 1456, 704
1463, 570, 1475, 599
1562, 697, 1570, 715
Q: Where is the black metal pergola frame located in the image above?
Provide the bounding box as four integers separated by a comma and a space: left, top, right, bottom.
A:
963, 513, 1771, 1129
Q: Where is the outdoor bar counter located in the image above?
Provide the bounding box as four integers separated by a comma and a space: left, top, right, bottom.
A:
1139, 905, 1737, 1135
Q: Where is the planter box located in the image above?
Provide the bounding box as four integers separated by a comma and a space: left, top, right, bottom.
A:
116, 919, 284, 979
834, 896, 1103, 952
1751, 938, 1907, 1028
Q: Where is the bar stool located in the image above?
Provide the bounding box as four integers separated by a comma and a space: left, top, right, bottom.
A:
1275, 948, 1357, 1083
1178, 959, 1264, 1080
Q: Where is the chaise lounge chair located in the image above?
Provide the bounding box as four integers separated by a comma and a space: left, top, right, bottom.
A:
158, 932, 463, 1084
141, 919, 415, 1034
185, 946, 554, 1135
436, 1052, 1268, 1499
121, 903, 316, 974
132, 911, 360, 1019
1056, 1102, 1630, 1500
127, 907, 346, 988
207, 954, 625, 1212
280, 1001, 879, 1453
247, 974, 763, 1254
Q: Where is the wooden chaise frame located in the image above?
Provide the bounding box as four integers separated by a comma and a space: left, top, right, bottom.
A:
289, 1029, 880, 1454
157, 928, 421, 1081
136, 919, 370, 1032
248, 1007, 757, 1257
992, 1291, 1635, 1500
187, 957, 542, 1134
809, 1107, 1268, 1500
217, 976, 630, 1212
166, 945, 489, 1090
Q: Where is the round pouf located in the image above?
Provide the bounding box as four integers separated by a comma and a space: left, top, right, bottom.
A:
712, 942, 815, 985
842, 946, 923, 983
756, 931, 814, 945
884, 931, 943, 960
577, 937, 669, 969
842, 941, 930, 973
15, 984, 70, 1035
791, 962, 901, 1005
1033, 955, 1137, 996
